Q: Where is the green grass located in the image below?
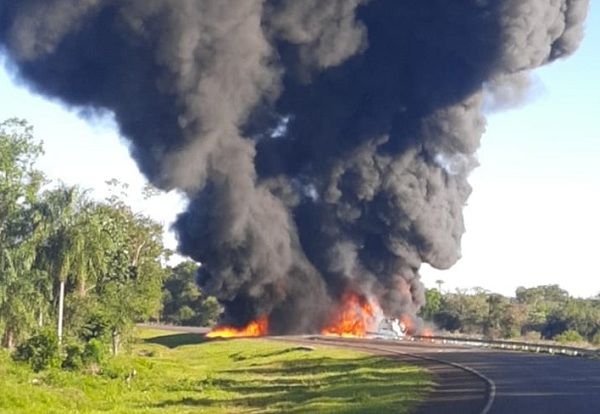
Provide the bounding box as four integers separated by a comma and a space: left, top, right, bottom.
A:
0, 329, 434, 413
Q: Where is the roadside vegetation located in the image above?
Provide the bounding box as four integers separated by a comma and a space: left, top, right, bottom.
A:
0, 118, 224, 363
1, 117, 597, 412
0, 328, 433, 414
420, 284, 600, 346
0, 119, 432, 412
0, 118, 176, 361
160, 261, 222, 327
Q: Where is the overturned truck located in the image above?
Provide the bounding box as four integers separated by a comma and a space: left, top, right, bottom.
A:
369, 318, 408, 339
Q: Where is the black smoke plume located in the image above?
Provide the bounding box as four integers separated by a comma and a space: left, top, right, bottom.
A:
0, 0, 589, 333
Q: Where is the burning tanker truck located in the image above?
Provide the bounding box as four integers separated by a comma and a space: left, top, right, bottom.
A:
0, 1, 589, 337
370, 319, 408, 339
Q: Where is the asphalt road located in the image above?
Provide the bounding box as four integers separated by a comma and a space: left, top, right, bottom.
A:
296, 336, 600, 414
276, 336, 492, 414
142, 325, 600, 413
423, 345, 600, 414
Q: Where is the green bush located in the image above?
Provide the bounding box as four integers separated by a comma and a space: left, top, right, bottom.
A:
62, 339, 105, 371
177, 305, 196, 324
12, 330, 60, 372
83, 339, 104, 364
553, 329, 584, 344
100, 359, 131, 379
62, 344, 84, 370
79, 313, 111, 342
591, 332, 600, 346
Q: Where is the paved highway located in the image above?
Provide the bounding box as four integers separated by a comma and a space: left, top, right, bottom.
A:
296, 336, 600, 414
426, 346, 600, 414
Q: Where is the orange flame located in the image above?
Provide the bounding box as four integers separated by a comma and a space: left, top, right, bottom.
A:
400, 314, 414, 335
421, 328, 434, 337
206, 316, 269, 338
321, 292, 378, 337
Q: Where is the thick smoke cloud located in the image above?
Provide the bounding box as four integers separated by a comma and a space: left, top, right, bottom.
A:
0, 0, 589, 333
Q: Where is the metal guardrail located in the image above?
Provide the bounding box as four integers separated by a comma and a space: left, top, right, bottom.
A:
410, 335, 600, 358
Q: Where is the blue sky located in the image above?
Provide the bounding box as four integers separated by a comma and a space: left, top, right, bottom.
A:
1, 4, 598, 298
421, 2, 600, 297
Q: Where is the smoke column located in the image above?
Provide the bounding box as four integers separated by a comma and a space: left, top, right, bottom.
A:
0, 0, 589, 333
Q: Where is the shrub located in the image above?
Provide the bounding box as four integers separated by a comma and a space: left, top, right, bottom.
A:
554, 329, 584, 344
79, 313, 110, 342
62, 339, 105, 371
100, 359, 131, 379
62, 344, 84, 371
12, 330, 60, 372
83, 339, 104, 365
177, 305, 196, 324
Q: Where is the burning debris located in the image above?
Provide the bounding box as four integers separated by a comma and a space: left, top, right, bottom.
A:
321, 292, 378, 338
373, 318, 408, 339
0, 1, 589, 335
206, 316, 269, 339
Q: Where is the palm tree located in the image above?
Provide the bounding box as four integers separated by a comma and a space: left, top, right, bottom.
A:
37, 186, 109, 344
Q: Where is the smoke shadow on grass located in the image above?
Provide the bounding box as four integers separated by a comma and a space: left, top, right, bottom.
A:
253, 347, 312, 359
143, 333, 211, 349
152, 355, 430, 413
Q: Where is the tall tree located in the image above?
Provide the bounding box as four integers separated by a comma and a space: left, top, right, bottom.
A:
419, 288, 442, 321
162, 261, 222, 326
516, 285, 569, 334
37, 186, 110, 344
87, 192, 168, 355
0, 118, 46, 348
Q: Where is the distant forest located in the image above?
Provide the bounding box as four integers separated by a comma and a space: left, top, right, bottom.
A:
420, 284, 600, 345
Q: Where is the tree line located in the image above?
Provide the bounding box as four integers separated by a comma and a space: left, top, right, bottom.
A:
0, 118, 220, 371
420, 283, 600, 345
4, 117, 596, 373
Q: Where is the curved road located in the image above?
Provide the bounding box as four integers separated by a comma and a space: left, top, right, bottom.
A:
291, 336, 600, 414
141, 326, 600, 413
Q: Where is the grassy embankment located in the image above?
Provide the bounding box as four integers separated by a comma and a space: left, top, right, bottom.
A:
0, 328, 434, 413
